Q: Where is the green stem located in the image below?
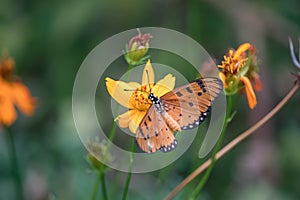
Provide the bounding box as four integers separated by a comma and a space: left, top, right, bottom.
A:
190, 96, 232, 199
101, 171, 108, 200
91, 169, 102, 200
122, 142, 136, 200
4, 127, 24, 200
108, 121, 117, 142
91, 166, 108, 200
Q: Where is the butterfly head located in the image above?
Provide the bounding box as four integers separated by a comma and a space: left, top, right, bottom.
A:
148, 93, 160, 104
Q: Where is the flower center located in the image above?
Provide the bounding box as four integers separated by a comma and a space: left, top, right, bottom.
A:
0, 56, 15, 81
129, 84, 152, 111
220, 55, 248, 75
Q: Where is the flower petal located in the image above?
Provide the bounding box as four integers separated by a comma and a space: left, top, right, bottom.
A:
0, 97, 16, 126
253, 73, 262, 91
152, 74, 175, 97
240, 76, 257, 109
142, 59, 154, 86
219, 72, 227, 88
128, 82, 140, 89
128, 109, 146, 133
116, 111, 131, 128
12, 82, 35, 116
105, 77, 140, 108
0, 80, 16, 125
234, 43, 251, 59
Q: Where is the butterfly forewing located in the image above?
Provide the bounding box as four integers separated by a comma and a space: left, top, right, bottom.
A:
160, 77, 223, 130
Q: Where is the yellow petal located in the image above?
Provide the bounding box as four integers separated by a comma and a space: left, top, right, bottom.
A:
12, 82, 35, 116
142, 59, 154, 86
128, 82, 140, 89
234, 43, 251, 59
128, 109, 146, 133
240, 76, 257, 109
152, 74, 175, 97
116, 111, 131, 128
105, 77, 140, 108
218, 72, 227, 88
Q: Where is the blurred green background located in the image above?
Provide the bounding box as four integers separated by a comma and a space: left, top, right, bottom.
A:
1, 0, 300, 199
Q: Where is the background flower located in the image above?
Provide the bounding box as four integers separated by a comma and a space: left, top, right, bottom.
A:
218, 43, 261, 109
0, 54, 36, 126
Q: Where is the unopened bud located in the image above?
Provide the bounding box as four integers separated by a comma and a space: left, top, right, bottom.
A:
125, 29, 152, 65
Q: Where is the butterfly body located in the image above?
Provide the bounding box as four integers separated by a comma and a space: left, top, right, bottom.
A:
148, 93, 181, 132
136, 77, 223, 154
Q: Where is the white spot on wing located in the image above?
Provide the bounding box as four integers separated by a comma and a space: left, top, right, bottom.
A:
147, 140, 153, 151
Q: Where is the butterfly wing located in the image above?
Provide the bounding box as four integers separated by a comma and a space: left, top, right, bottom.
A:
136, 77, 222, 154
136, 105, 177, 153
160, 77, 223, 130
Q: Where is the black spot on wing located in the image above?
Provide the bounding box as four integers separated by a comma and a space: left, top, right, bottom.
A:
138, 127, 146, 139
195, 79, 207, 93
176, 91, 183, 97
186, 87, 193, 93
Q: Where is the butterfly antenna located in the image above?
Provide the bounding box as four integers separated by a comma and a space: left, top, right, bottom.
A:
124, 89, 140, 92
123, 89, 150, 95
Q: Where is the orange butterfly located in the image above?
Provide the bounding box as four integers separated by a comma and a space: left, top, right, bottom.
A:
135, 77, 223, 153
105, 60, 223, 154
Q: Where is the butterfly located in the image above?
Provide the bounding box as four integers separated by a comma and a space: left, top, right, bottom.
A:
135, 77, 223, 153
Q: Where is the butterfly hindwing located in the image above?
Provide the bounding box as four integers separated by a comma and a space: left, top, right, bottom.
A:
160, 77, 223, 130
136, 106, 177, 153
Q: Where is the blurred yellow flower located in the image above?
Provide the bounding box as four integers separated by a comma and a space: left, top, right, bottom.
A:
0, 53, 36, 126
218, 43, 261, 109
105, 60, 175, 133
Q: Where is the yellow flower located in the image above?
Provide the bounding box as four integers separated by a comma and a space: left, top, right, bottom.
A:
105, 60, 175, 133
0, 53, 36, 126
218, 43, 261, 109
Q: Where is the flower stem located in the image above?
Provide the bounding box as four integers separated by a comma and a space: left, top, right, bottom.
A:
101, 169, 108, 200
91, 170, 101, 200
189, 96, 232, 200
108, 121, 117, 142
122, 141, 136, 200
165, 83, 299, 200
91, 166, 108, 200
4, 127, 24, 200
